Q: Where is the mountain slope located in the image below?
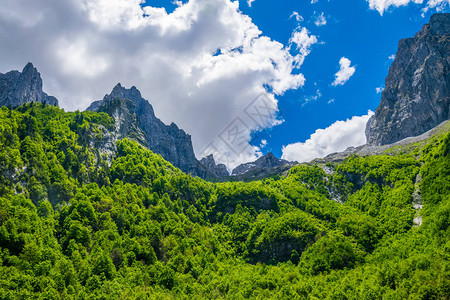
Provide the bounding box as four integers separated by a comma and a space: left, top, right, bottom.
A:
87, 84, 209, 178
0, 103, 448, 298
0, 13, 448, 299
366, 13, 450, 145
314, 120, 450, 164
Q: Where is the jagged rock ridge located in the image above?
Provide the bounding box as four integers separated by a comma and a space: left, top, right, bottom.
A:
232, 152, 293, 176
87, 84, 209, 178
199, 154, 229, 178
366, 13, 450, 146
0, 63, 58, 107
88, 98, 149, 158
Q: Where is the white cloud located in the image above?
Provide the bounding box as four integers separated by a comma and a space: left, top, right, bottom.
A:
423, 0, 450, 12
311, 0, 319, 3
282, 111, 374, 162
376, 87, 384, 93
55, 38, 109, 78
366, 0, 449, 15
173, 1, 184, 7
260, 139, 268, 148
289, 27, 318, 67
247, 0, 256, 7
290, 11, 304, 22
304, 89, 322, 105
0, 0, 311, 168
389, 54, 396, 60
314, 12, 327, 26
332, 57, 356, 86
367, 0, 423, 15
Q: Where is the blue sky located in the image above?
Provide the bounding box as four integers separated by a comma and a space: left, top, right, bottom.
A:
0, 0, 448, 168
241, 0, 446, 160
138, 0, 449, 165
238, 0, 443, 159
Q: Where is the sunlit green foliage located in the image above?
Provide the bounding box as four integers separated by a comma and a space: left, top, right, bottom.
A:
0, 104, 448, 298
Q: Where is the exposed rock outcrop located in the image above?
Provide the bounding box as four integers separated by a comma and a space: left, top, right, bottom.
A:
232, 152, 294, 176
200, 154, 229, 178
88, 98, 148, 158
366, 13, 450, 146
87, 84, 209, 178
0, 63, 58, 107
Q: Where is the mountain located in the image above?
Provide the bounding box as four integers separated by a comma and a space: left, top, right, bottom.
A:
232, 152, 294, 176
366, 13, 450, 146
0, 14, 449, 298
86, 97, 149, 159
0, 102, 448, 298
87, 84, 209, 178
199, 154, 229, 178
199, 152, 297, 182
313, 120, 450, 164
0, 62, 58, 108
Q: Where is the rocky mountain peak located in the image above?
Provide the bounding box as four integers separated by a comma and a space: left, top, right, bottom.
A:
0, 62, 58, 107
87, 84, 209, 178
366, 13, 450, 146
416, 13, 450, 38
107, 83, 143, 103
259, 152, 276, 162
96, 97, 147, 147
22, 62, 38, 77
200, 154, 229, 178
232, 152, 292, 176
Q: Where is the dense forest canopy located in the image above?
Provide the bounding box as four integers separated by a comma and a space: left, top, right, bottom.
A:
0, 103, 449, 299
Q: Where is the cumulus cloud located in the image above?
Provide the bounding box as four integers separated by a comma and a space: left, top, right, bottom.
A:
389, 54, 396, 60
367, 0, 423, 15
423, 0, 450, 12
289, 27, 318, 67
314, 12, 327, 26
259, 139, 268, 149
366, 0, 449, 15
0, 0, 313, 169
290, 11, 304, 22
332, 57, 356, 86
281, 111, 374, 162
376, 87, 384, 93
247, 0, 256, 7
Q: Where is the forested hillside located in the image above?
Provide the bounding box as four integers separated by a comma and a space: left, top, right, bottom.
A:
0, 103, 449, 299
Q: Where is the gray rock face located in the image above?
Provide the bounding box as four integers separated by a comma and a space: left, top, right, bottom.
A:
0, 63, 58, 107
232, 152, 292, 176
93, 97, 148, 150
87, 84, 209, 178
200, 154, 229, 178
366, 13, 450, 146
